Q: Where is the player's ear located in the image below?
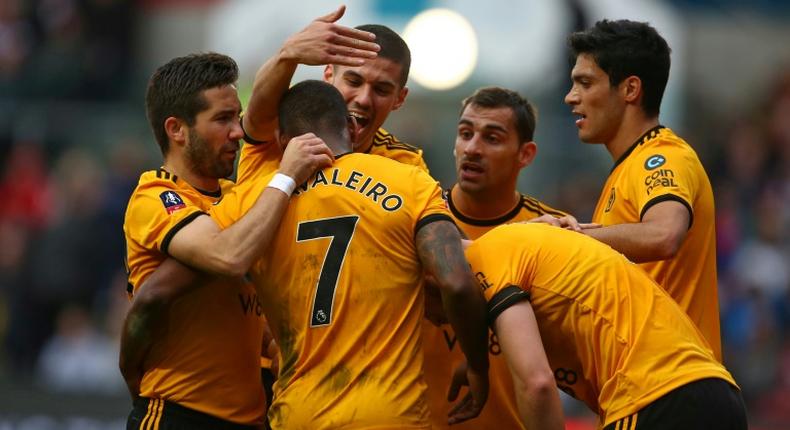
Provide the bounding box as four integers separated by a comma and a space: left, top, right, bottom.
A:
164, 117, 187, 147
323, 65, 335, 83
274, 128, 287, 150
392, 86, 409, 111
621, 75, 642, 105
347, 114, 360, 146
518, 141, 537, 168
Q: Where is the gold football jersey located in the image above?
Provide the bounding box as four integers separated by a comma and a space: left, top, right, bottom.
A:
592, 126, 721, 361
212, 153, 449, 429
123, 168, 265, 425
422, 188, 566, 430
465, 223, 735, 428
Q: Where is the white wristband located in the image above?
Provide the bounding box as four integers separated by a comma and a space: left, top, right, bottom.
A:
267, 173, 296, 196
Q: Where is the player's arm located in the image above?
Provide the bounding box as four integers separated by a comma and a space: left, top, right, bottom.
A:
416, 219, 489, 423
243, 5, 379, 142
494, 300, 564, 430
584, 200, 689, 263
166, 134, 332, 277
119, 258, 211, 399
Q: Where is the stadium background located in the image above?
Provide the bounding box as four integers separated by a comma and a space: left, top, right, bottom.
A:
0, 0, 788, 428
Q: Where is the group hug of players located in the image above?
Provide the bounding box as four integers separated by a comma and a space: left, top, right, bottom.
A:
120, 5, 748, 430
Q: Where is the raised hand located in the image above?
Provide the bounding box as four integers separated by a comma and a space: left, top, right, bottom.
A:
280, 5, 380, 67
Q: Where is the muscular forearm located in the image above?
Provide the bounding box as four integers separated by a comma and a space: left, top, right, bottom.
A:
119, 296, 166, 398
170, 187, 290, 277
120, 260, 209, 397
584, 222, 678, 263
243, 52, 298, 141
417, 220, 489, 372
514, 380, 564, 430
442, 287, 489, 372
207, 187, 290, 275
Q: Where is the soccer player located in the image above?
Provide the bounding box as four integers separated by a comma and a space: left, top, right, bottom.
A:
209, 80, 489, 428
238, 6, 427, 182
460, 222, 747, 430
564, 19, 722, 360
423, 87, 577, 429
236, 9, 429, 413
120, 53, 331, 428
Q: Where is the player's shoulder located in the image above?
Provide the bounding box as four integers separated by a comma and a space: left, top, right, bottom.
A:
520, 194, 567, 218
134, 167, 182, 189
343, 151, 421, 174
640, 126, 696, 155
127, 168, 203, 215
636, 126, 702, 171
371, 128, 427, 164
372, 128, 422, 153
128, 168, 181, 205
219, 177, 236, 194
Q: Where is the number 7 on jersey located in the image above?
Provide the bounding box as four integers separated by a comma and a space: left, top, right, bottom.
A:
297, 215, 360, 327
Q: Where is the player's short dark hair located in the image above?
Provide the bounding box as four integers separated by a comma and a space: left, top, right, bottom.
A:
355, 24, 411, 87
279, 80, 349, 142
145, 52, 238, 155
461, 86, 538, 143
568, 19, 670, 117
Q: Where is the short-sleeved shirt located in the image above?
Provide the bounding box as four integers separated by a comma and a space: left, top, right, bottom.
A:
421, 188, 567, 430
592, 126, 721, 361
212, 152, 449, 429
235, 127, 428, 185
123, 168, 266, 425
465, 223, 735, 428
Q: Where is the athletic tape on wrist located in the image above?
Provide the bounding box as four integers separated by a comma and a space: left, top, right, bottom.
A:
267, 173, 296, 196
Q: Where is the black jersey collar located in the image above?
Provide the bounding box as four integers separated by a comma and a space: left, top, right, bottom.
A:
611, 125, 665, 173
447, 186, 524, 227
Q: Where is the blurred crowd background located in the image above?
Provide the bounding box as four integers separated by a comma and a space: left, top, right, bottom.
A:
0, 0, 788, 428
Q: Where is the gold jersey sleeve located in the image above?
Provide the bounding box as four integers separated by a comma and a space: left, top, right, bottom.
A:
123, 169, 265, 425
215, 153, 447, 429
592, 126, 721, 361
421, 189, 567, 430
235, 140, 282, 185
124, 168, 220, 292
465, 223, 735, 428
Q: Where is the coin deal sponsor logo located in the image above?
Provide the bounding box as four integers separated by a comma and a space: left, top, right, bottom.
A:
644, 169, 678, 195
644, 154, 666, 170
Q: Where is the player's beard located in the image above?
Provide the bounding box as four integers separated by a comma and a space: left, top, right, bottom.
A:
185, 128, 235, 179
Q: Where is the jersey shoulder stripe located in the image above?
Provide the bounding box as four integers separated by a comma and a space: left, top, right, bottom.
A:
373, 129, 422, 154
154, 167, 179, 183
522, 195, 566, 218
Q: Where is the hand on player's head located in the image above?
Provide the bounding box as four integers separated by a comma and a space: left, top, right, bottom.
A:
279, 133, 334, 185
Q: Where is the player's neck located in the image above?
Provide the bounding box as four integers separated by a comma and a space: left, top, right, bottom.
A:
451, 184, 520, 220
604, 111, 660, 163
353, 132, 375, 154
326, 137, 353, 157
162, 156, 220, 193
